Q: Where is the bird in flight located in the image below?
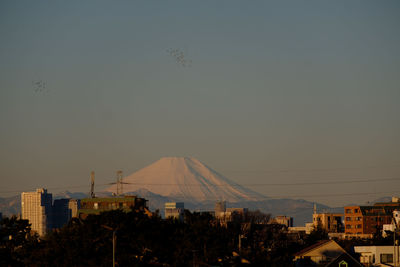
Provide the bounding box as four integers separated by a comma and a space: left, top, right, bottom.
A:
32, 80, 47, 93
166, 48, 192, 67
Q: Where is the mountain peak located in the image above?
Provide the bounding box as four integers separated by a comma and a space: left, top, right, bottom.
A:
106, 157, 265, 202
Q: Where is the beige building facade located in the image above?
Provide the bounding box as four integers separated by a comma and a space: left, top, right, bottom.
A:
165, 202, 184, 221
312, 212, 344, 233
21, 188, 52, 236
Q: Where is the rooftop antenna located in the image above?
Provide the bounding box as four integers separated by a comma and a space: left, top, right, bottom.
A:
90, 171, 95, 198
116, 170, 123, 196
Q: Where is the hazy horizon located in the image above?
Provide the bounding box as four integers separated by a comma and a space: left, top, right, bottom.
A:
1, 1, 399, 207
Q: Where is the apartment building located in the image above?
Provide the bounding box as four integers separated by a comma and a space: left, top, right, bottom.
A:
312, 212, 343, 233
21, 188, 53, 236
165, 202, 184, 221
273, 215, 294, 227
344, 204, 399, 235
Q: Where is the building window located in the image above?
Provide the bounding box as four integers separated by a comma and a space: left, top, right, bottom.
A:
356, 224, 362, 229
346, 217, 351, 221
346, 224, 352, 229
345, 209, 352, 214
380, 254, 393, 264
354, 209, 359, 213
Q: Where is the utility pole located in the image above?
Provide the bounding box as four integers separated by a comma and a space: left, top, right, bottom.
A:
116, 170, 123, 196
393, 216, 399, 267
395, 222, 396, 267
90, 171, 95, 198
192, 250, 198, 267
102, 225, 117, 267
112, 230, 116, 267
238, 234, 241, 252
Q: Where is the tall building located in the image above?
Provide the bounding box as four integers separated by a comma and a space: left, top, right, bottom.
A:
51, 199, 70, 229
21, 188, 52, 236
52, 198, 81, 229
165, 202, 184, 221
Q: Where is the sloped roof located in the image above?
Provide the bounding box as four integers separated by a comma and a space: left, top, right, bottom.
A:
326, 251, 363, 267
293, 240, 333, 256
360, 205, 400, 216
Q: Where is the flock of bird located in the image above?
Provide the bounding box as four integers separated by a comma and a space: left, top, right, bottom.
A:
30, 49, 189, 93
32, 80, 47, 93
166, 48, 192, 67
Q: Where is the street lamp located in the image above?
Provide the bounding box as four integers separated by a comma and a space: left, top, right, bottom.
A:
102, 225, 117, 267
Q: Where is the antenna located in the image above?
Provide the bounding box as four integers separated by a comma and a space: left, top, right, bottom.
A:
90, 171, 95, 198
116, 170, 123, 196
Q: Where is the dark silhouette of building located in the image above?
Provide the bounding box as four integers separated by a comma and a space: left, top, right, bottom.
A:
78, 195, 149, 219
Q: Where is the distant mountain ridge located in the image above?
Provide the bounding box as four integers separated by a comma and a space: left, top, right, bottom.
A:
0, 190, 381, 226
0, 191, 88, 218
0, 157, 389, 226
103, 157, 343, 224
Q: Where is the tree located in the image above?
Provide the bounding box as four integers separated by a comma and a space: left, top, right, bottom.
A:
306, 222, 328, 246
0, 216, 38, 266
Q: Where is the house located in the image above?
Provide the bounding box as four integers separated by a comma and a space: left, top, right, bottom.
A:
294, 239, 362, 266
288, 223, 314, 235
326, 253, 363, 267
354, 246, 400, 266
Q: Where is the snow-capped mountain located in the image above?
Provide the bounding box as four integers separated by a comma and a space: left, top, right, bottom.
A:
106, 157, 265, 202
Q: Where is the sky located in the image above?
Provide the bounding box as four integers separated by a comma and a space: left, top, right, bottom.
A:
0, 0, 399, 207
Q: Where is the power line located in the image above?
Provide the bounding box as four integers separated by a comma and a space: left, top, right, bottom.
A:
0, 183, 110, 195
104, 177, 400, 187
261, 191, 400, 199
0, 188, 397, 202
218, 163, 400, 174
0, 177, 399, 195
151, 190, 400, 201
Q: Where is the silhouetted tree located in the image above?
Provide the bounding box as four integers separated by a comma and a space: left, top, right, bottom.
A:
0, 216, 38, 266
305, 222, 329, 246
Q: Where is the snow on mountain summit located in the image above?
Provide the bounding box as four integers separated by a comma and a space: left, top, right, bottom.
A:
106, 157, 265, 202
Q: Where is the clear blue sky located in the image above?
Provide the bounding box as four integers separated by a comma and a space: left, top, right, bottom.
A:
1, 0, 399, 206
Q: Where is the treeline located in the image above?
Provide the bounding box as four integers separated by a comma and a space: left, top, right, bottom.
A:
2, 209, 390, 266
0, 209, 291, 266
